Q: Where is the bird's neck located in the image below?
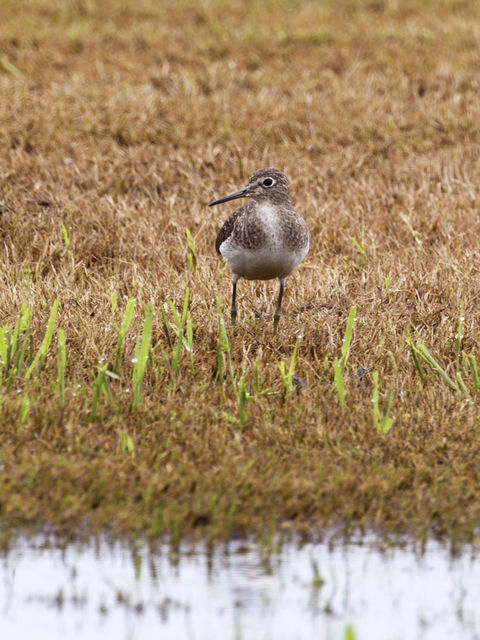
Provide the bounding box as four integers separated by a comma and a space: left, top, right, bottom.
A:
253, 197, 291, 208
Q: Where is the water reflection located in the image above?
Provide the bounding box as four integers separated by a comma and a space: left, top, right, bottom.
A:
1, 536, 479, 639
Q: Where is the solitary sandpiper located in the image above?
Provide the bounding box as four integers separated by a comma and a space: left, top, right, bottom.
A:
209, 168, 309, 328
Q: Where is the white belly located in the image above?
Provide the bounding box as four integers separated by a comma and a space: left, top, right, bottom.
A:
220, 243, 309, 281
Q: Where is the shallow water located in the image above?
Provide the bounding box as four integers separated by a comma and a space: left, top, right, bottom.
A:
1, 536, 480, 640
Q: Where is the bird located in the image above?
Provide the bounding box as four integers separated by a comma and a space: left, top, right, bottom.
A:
209, 167, 309, 329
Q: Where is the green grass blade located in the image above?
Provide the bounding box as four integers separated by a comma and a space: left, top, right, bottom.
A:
25, 299, 59, 380
372, 371, 380, 430
0, 55, 23, 78
215, 334, 224, 384
133, 303, 153, 408
61, 222, 70, 248
186, 228, 197, 273
416, 344, 459, 392
237, 372, 248, 425
57, 329, 66, 406
279, 339, 299, 403
332, 358, 345, 409
0, 327, 7, 372
456, 304, 464, 373
456, 371, 469, 394
10, 304, 33, 379
381, 382, 395, 434
19, 395, 30, 424
371, 371, 396, 434
167, 298, 181, 328
406, 337, 425, 382
185, 310, 194, 372
2, 303, 32, 379
11, 312, 24, 365
90, 364, 109, 420
120, 430, 136, 457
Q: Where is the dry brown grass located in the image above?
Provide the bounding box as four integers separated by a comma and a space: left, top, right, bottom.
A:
1, 0, 480, 545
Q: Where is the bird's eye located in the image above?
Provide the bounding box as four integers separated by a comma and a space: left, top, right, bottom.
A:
262, 177, 275, 187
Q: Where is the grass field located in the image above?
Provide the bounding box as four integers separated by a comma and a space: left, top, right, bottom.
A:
1, 0, 480, 546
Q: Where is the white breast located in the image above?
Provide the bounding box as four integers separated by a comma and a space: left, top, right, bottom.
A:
256, 202, 281, 244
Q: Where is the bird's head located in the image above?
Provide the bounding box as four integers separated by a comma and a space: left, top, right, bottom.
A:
209, 168, 291, 207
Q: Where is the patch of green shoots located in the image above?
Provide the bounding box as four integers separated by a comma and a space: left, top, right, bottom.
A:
405, 330, 425, 383
25, 299, 59, 381
407, 312, 480, 393
113, 298, 136, 373
409, 342, 459, 393
0, 303, 32, 387
332, 306, 357, 408
372, 371, 395, 434
90, 363, 115, 420
279, 339, 299, 404
133, 303, 153, 408
350, 232, 365, 269
57, 329, 66, 406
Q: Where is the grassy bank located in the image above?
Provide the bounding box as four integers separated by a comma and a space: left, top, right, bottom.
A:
1, 0, 480, 545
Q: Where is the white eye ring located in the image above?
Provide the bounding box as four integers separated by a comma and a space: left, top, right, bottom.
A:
262, 177, 275, 187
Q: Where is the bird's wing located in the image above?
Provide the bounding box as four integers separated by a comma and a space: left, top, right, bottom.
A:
215, 204, 250, 255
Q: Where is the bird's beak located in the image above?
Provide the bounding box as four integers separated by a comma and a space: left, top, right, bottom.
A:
208, 188, 248, 207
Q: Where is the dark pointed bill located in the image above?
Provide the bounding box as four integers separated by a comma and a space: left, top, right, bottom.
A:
209, 188, 248, 207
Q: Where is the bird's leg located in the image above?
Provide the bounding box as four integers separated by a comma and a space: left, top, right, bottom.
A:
273, 278, 285, 331
231, 276, 238, 323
